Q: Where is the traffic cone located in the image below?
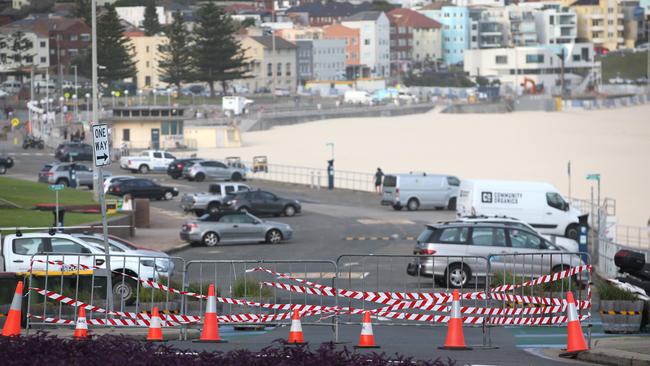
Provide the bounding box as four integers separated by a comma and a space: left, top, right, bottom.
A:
440, 289, 471, 350
147, 306, 164, 342
2, 281, 23, 337
565, 291, 589, 353
354, 311, 380, 348
287, 309, 305, 344
195, 284, 226, 343
73, 307, 89, 340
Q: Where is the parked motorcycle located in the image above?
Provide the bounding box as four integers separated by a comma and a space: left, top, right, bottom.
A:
22, 135, 44, 150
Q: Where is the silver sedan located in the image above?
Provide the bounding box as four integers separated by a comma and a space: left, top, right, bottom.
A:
179, 212, 293, 246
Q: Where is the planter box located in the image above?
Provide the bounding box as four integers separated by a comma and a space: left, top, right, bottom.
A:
600, 300, 644, 333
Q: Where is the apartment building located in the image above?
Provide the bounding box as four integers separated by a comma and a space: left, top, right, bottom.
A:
239, 36, 297, 93
126, 31, 167, 89
534, 5, 578, 44
342, 11, 391, 78
323, 23, 363, 79
276, 27, 324, 42
507, 6, 538, 46
0, 27, 48, 76
286, 2, 372, 27
296, 39, 346, 82
387, 8, 442, 74
564, 0, 625, 50
419, 4, 470, 64
116, 6, 167, 29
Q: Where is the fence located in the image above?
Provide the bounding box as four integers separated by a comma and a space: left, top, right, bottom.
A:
23, 252, 592, 347
246, 163, 375, 192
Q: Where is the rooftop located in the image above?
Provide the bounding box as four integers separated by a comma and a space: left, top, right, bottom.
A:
343, 11, 384, 22
287, 2, 371, 18
387, 8, 442, 28
249, 35, 296, 49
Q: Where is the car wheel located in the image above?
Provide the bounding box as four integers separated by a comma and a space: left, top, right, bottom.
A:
139, 165, 149, 174
283, 205, 296, 217
565, 224, 580, 240
56, 178, 69, 187
0, 165, 6, 175
266, 229, 283, 244
207, 203, 220, 214
393, 204, 402, 211
164, 191, 174, 200
171, 174, 180, 180
444, 263, 471, 289
112, 277, 137, 306
194, 209, 205, 217
231, 172, 242, 181
407, 198, 419, 211
195, 173, 205, 182
202, 232, 220, 247
447, 197, 457, 210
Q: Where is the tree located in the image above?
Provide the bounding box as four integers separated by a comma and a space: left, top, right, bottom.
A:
72, 0, 92, 26
76, 4, 136, 86
1, 31, 35, 83
143, 0, 161, 36
158, 11, 193, 90
192, 1, 249, 96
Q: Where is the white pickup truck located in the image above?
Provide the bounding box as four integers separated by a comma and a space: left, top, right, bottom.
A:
0, 232, 170, 304
120, 150, 176, 174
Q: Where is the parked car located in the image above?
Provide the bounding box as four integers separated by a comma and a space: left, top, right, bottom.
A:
0, 155, 14, 174
381, 173, 460, 211
179, 211, 293, 246
183, 160, 246, 182
167, 158, 203, 179
38, 162, 106, 189
344, 90, 372, 105
221, 189, 301, 217
103, 175, 134, 194
406, 222, 585, 288
180, 182, 251, 216
55, 142, 93, 162
120, 150, 176, 174
1, 80, 21, 94
273, 88, 291, 97
107, 178, 178, 200
72, 233, 174, 275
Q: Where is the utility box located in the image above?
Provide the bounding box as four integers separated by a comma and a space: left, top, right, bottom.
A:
222, 96, 254, 116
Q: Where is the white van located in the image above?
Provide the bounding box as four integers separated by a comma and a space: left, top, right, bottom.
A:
456, 179, 586, 239
1, 80, 22, 94
381, 173, 460, 211
344, 90, 372, 105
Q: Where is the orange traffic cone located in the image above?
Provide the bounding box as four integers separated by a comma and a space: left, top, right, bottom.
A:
354, 311, 380, 348
147, 306, 164, 342
2, 281, 23, 337
440, 289, 471, 350
565, 291, 589, 353
73, 307, 89, 340
287, 309, 305, 344
195, 284, 227, 343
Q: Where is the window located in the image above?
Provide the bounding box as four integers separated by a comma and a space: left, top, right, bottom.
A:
146, 61, 150, 68
572, 55, 580, 61
286, 62, 291, 76
13, 238, 46, 255
145, 76, 151, 86
495, 55, 507, 64
277, 62, 282, 76
364, 39, 370, 45
40, 41, 46, 48
153, 152, 163, 158
146, 46, 150, 53
40, 57, 46, 63
438, 227, 469, 244
51, 238, 87, 254
122, 129, 130, 141
68, 49, 78, 56
267, 63, 272, 77
225, 185, 236, 194
161, 121, 183, 135
470, 228, 506, 247
546, 192, 567, 211
70, 34, 78, 41
164, 153, 175, 159
80, 33, 90, 41
525, 54, 544, 63
509, 229, 542, 249
447, 176, 460, 186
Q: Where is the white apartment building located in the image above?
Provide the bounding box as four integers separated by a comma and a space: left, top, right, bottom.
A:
534, 6, 578, 44
116, 6, 166, 29
342, 11, 390, 78
0, 28, 49, 76
464, 43, 600, 94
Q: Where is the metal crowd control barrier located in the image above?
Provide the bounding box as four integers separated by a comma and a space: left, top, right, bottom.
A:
485, 252, 592, 346
25, 253, 186, 333
182, 259, 338, 340
335, 254, 491, 346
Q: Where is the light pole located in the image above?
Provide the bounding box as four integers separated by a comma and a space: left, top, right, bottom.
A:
72, 65, 78, 96
153, 89, 157, 105
167, 88, 172, 106
72, 94, 78, 122
138, 89, 143, 105
111, 91, 116, 107
59, 96, 64, 126
124, 90, 129, 106
85, 93, 90, 122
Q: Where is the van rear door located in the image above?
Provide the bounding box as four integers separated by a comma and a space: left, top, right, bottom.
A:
381, 175, 398, 206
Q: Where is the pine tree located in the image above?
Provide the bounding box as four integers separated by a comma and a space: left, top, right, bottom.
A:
158, 11, 193, 89
76, 4, 136, 86
143, 0, 161, 36
193, 1, 249, 96
72, 0, 91, 25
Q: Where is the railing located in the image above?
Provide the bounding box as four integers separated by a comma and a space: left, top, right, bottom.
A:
246, 162, 375, 192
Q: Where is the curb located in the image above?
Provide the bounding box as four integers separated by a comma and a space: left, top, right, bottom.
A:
577, 348, 650, 366
165, 243, 192, 255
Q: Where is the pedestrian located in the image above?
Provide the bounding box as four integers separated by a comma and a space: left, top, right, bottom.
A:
63, 127, 68, 140
80, 129, 85, 141
374, 167, 384, 194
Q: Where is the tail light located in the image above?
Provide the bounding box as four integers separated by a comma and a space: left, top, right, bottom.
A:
177, 164, 183, 168
184, 223, 198, 231
114, 186, 121, 193
421, 249, 436, 255
128, 160, 132, 165
46, 172, 53, 177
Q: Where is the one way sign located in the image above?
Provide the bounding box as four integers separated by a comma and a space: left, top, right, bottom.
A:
92, 124, 110, 167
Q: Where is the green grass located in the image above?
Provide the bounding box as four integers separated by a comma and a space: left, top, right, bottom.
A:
597, 281, 639, 301
599, 51, 649, 81
0, 176, 113, 227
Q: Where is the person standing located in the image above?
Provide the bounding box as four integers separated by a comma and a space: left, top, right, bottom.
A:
374, 168, 384, 194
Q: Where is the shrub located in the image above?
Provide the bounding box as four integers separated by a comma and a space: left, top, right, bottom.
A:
0, 333, 456, 366
597, 282, 639, 301
232, 277, 273, 299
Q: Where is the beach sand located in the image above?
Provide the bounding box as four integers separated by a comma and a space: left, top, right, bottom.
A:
202, 104, 650, 226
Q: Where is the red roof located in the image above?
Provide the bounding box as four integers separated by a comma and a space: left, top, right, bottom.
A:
387, 8, 442, 29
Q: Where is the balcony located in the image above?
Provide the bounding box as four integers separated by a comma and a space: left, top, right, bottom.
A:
617, 13, 624, 18
591, 25, 604, 31
617, 25, 624, 31
592, 37, 604, 43
590, 13, 604, 19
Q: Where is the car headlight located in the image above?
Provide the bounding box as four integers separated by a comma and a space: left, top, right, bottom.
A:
227, 200, 237, 205
141, 259, 169, 272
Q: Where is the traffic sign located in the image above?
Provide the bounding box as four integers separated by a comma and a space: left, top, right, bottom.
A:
586, 173, 600, 181
11, 118, 19, 127
92, 124, 110, 167
48, 184, 65, 191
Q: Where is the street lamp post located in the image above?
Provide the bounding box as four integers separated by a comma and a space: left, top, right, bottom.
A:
167, 88, 172, 106
59, 96, 64, 126
85, 93, 90, 122
153, 89, 157, 105
72, 94, 78, 122
111, 91, 116, 107
124, 90, 129, 106
138, 89, 143, 105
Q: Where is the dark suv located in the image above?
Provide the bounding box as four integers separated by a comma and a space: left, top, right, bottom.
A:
167, 158, 202, 179
221, 190, 301, 217
55, 142, 93, 162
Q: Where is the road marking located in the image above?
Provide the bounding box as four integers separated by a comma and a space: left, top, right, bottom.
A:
206, 250, 222, 254
344, 235, 415, 241
357, 219, 415, 225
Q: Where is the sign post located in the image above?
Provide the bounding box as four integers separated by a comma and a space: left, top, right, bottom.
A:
92, 123, 113, 312
48, 184, 65, 227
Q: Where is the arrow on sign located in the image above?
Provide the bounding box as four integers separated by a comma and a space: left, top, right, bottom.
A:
97, 153, 108, 162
